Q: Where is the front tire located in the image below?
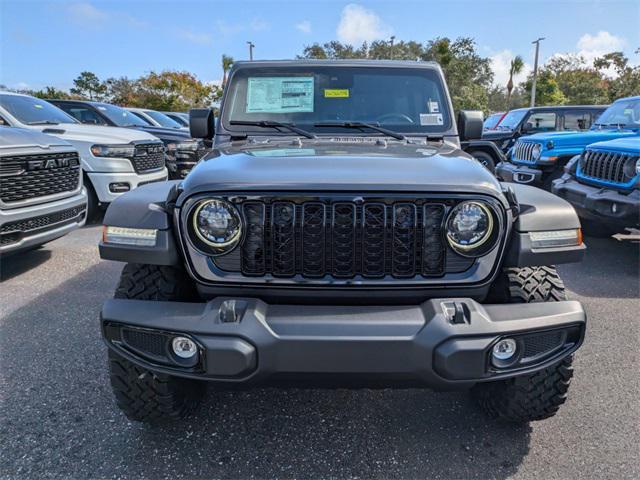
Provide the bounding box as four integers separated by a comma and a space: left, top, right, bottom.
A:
473, 266, 575, 422
469, 150, 496, 173
108, 263, 203, 423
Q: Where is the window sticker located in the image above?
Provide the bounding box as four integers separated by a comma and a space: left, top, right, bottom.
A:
420, 113, 443, 126
246, 77, 314, 113
428, 100, 440, 113
324, 89, 349, 98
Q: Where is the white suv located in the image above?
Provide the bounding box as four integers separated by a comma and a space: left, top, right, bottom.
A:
0, 92, 168, 219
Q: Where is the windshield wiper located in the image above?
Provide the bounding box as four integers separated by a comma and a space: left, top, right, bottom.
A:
314, 121, 406, 140
230, 120, 316, 139
26, 120, 60, 125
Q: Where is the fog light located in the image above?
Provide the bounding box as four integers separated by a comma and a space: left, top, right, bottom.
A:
109, 182, 130, 193
172, 337, 197, 359
492, 338, 517, 361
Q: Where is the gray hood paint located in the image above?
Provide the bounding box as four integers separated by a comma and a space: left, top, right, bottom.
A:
178, 140, 504, 206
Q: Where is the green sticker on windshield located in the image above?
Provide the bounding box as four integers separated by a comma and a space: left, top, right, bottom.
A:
246, 77, 314, 113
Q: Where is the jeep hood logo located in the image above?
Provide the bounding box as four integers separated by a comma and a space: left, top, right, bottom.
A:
27, 157, 79, 171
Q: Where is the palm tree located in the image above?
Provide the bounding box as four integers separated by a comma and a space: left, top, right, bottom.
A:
221, 55, 234, 89
507, 55, 524, 106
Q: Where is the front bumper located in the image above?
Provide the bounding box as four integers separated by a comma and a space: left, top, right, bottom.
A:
87, 168, 168, 204
0, 189, 87, 254
552, 175, 640, 227
101, 297, 586, 389
496, 161, 544, 185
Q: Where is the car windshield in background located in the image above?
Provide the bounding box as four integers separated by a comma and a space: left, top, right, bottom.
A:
594, 99, 640, 128
496, 109, 527, 130
144, 110, 183, 128
483, 113, 503, 129
97, 103, 148, 127
0, 94, 77, 125
223, 66, 451, 135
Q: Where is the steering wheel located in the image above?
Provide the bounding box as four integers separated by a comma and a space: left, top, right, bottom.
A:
376, 113, 415, 124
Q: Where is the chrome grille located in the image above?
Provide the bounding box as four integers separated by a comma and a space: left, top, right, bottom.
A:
0, 152, 80, 203
234, 198, 449, 279
512, 142, 538, 163
578, 149, 635, 185
131, 143, 165, 173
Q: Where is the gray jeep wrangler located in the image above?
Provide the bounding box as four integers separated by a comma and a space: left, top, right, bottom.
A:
99, 60, 587, 424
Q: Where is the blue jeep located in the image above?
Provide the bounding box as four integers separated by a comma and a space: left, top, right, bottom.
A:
496, 96, 640, 189
552, 136, 640, 236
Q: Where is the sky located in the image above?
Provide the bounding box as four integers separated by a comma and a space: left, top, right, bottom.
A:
1, 0, 639, 91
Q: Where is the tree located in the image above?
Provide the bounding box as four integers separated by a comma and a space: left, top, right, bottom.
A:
105, 77, 140, 106
522, 70, 566, 106
132, 70, 217, 111
29, 86, 73, 100
546, 54, 608, 104
594, 52, 640, 101
70, 71, 107, 100
221, 55, 234, 88
506, 55, 524, 107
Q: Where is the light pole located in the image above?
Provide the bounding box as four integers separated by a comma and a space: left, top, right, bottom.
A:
247, 41, 255, 61
530, 37, 545, 107
390, 35, 395, 59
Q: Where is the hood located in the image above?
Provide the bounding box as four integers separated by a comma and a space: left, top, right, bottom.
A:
482, 130, 513, 141
32, 122, 158, 144
179, 140, 503, 200
587, 136, 640, 154
0, 126, 72, 150
129, 125, 191, 142
519, 129, 638, 148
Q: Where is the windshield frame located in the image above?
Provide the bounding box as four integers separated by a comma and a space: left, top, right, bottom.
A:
0, 94, 78, 125
220, 64, 454, 138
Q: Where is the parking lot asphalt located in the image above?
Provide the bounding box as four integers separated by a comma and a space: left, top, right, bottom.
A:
1, 225, 639, 479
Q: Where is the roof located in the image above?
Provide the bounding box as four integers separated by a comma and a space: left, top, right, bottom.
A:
232, 59, 441, 69
508, 105, 607, 113
614, 95, 640, 102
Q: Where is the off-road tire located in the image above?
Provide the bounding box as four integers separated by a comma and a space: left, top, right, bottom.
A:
469, 150, 496, 173
108, 263, 203, 423
473, 266, 575, 422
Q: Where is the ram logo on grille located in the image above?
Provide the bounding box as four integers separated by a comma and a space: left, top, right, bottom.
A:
26, 157, 79, 171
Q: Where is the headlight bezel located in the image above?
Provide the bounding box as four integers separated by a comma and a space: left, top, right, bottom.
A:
532, 143, 542, 161
186, 198, 243, 256
90, 144, 136, 158
446, 200, 501, 257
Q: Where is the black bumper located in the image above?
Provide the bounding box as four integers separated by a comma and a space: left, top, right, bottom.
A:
101, 297, 585, 389
496, 161, 544, 185
552, 175, 640, 227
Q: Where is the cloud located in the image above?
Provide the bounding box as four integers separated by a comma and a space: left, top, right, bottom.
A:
296, 20, 312, 34
250, 18, 269, 31
489, 50, 532, 87
576, 31, 626, 62
337, 4, 392, 45
66, 2, 147, 28
176, 28, 213, 45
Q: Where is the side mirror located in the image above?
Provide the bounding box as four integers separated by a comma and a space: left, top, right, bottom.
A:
189, 108, 214, 140
457, 110, 483, 141
522, 122, 534, 133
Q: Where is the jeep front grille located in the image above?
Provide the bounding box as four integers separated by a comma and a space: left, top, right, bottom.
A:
578, 149, 636, 186
210, 197, 461, 280
0, 152, 81, 203
131, 143, 165, 173
512, 142, 538, 163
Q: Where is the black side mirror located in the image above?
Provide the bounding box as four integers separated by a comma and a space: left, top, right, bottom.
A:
457, 110, 483, 141
189, 108, 214, 140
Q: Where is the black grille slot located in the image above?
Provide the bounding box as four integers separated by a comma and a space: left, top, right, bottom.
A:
131, 143, 165, 173
522, 330, 565, 360
122, 329, 167, 357
580, 149, 634, 184
226, 197, 457, 280
0, 152, 80, 203
0, 205, 86, 246
271, 202, 296, 276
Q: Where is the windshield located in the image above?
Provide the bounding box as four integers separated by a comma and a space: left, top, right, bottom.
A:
483, 113, 503, 130
496, 109, 527, 130
222, 66, 451, 135
594, 99, 640, 128
0, 94, 77, 125
144, 110, 183, 128
96, 103, 148, 127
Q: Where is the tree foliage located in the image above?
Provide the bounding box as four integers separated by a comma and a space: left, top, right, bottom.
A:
70, 71, 108, 100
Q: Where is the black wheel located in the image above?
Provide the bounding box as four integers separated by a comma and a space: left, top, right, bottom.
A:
473, 266, 575, 422
469, 150, 496, 173
580, 219, 620, 238
108, 263, 203, 423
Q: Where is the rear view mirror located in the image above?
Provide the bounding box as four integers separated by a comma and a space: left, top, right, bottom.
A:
189, 108, 214, 140
457, 110, 483, 141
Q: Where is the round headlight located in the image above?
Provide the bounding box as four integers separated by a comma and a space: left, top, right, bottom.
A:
532, 143, 542, 160
635, 158, 640, 177
446, 201, 496, 256
192, 199, 242, 252
623, 157, 640, 179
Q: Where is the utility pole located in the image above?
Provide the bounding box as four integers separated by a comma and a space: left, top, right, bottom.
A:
389, 35, 395, 59
247, 41, 255, 61
530, 37, 545, 107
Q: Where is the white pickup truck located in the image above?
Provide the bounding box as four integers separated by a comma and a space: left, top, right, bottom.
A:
0, 127, 87, 254
0, 92, 168, 219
